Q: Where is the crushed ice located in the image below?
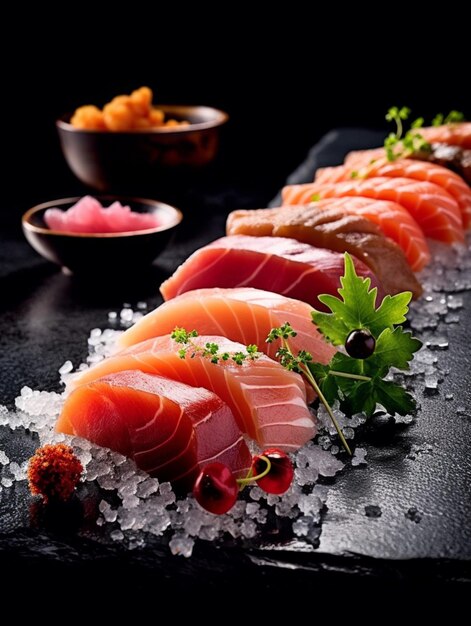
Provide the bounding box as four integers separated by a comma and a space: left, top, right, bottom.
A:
0, 235, 470, 556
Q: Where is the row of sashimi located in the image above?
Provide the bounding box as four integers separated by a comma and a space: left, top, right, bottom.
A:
56, 120, 471, 496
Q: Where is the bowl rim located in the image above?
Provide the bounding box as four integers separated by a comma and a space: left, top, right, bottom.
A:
56, 104, 229, 135
22, 196, 183, 239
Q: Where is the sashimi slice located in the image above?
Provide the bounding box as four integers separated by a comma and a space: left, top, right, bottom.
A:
415, 123, 471, 150
69, 335, 315, 451
287, 197, 430, 271
226, 209, 422, 298
344, 145, 471, 186
315, 158, 471, 230
159, 235, 383, 309
119, 287, 336, 365
282, 177, 464, 244
57, 371, 251, 491
344, 147, 385, 169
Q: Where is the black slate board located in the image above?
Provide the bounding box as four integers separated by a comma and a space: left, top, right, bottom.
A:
1, 130, 470, 602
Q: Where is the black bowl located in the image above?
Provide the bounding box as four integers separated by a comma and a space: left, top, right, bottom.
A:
57, 105, 228, 191
22, 196, 183, 274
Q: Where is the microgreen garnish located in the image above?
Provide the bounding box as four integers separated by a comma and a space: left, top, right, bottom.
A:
432, 110, 465, 126
311, 253, 422, 419
171, 327, 260, 365
384, 106, 430, 162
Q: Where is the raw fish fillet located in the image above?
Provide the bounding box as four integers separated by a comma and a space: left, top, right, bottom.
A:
282, 176, 464, 243
282, 177, 464, 244
283, 197, 430, 271
69, 335, 315, 451
160, 235, 383, 309
345, 146, 471, 187
315, 158, 471, 230
344, 147, 386, 169
119, 287, 336, 365
57, 371, 251, 491
414, 123, 471, 150
226, 210, 421, 298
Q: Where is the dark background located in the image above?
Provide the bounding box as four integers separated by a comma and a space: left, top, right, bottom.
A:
1, 14, 469, 230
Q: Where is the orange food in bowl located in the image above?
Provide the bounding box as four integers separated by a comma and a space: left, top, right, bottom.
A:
70, 87, 189, 131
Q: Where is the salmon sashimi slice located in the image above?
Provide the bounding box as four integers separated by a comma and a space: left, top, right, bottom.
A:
315, 158, 471, 230
119, 287, 336, 365
344, 147, 385, 169
302, 197, 430, 271
282, 177, 464, 244
415, 123, 471, 150
57, 371, 251, 491
69, 335, 315, 451
226, 208, 422, 298
345, 145, 471, 186
159, 235, 383, 310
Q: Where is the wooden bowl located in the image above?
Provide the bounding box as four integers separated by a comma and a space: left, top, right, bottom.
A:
22, 196, 183, 274
56, 105, 228, 191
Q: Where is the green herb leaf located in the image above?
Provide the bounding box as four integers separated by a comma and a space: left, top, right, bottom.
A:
312, 253, 377, 344
364, 327, 422, 376
373, 379, 416, 416
310, 253, 422, 418
410, 117, 424, 129
444, 110, 465, 124
312, 254, 416, 344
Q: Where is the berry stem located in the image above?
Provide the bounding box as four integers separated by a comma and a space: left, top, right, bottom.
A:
236, 455, 272, 487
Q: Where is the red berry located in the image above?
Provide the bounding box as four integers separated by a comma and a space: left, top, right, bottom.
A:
252, 448, 294, 495
193, 462, 238, 515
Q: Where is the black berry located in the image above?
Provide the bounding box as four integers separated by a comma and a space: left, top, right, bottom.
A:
345, 329, 376, 359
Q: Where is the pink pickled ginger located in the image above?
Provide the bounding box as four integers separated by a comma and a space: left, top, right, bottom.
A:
44, 196, 161, 234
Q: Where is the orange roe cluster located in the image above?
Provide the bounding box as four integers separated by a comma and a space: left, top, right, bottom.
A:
70, 87, 190, 131
27, 443, 83, 503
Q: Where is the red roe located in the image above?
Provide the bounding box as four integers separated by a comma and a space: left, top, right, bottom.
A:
28, 443, 83, 503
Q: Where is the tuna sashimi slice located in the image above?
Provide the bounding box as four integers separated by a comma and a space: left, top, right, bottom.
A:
289, 197, 431, 271
69, 335, 316, 452
119, 287, 336, 365
226, 211, 421, 298
57, 371, 251, 491
315, 158, 471, 230
160, 235, 383, 309
282, 177, 464, 244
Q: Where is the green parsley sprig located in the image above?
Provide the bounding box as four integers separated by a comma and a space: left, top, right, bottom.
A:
311, 253, 422, 419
